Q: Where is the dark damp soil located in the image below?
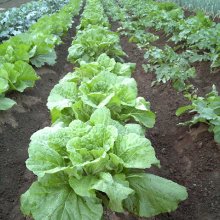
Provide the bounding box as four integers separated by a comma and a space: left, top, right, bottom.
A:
0, 0, 32, 10
110, 22, 220, 220
0, 7, 220, 220
0, 14, 80, 220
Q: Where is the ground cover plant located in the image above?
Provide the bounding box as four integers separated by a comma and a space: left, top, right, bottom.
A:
20, 0, 188, 219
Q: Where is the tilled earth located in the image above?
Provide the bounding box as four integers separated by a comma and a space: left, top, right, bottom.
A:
0, 10, 220, 220
0, 14, 80, 220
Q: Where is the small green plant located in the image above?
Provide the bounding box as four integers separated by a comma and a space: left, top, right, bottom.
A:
143, 46, 195, 91
176, 85, 220, 143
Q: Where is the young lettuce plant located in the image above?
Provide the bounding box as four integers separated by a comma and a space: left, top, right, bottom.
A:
47, 54, 154, 128
176, 85, 220, 144
68, 26, 126, 64
21, 107, 187, 219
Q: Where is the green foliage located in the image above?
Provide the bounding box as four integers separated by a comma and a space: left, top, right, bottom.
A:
0, 96, 16, 110
21, 108, 187, 219
78, 0, 109, 29
20, 0, 188, 218
0, 0, 81, 111
176, 86, 220, 143
0, 61, 39, 92
157, 0, 220, 17
117, 0, 220, 68
0, 0, 69, 41
68, 26, 125, 64
143, 46, 195, 91
103, 0, 220, 93
48, 54, 155, 128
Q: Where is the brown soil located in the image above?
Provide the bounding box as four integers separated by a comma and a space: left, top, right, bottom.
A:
110, 21, 220, 220
0, 8, 220, 220
0, 0, 32, 10
0, 14, 80, 220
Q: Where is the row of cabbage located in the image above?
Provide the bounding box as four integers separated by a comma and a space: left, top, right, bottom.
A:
0, 0, 69, 41
0, 0, 81, 111
20, 0, 188, 219
102, 0, 220, 144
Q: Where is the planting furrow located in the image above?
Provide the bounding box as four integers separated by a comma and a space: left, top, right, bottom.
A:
0, 4, 83, 220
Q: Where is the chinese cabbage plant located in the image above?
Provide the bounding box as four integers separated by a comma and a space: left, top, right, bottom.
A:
21, 108, 187, 219
68, 26, 125, 64
20, 0, 188, 218
48, 54, 155, 128
0, 0, 81, 110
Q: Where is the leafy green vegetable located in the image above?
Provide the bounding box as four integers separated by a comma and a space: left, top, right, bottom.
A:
21, 173, 103, 220
21, 0, 188, 219
0, 0, 82, 111
176, 85, 220, 143
124, 173, 188, 217
0, 61, 39, 93
0, 0, 70, 41
21, 108, 187, 219
0, 96, 16, 110
68, 26, 125, 63
47, 66, 155, 128
78, 0, 109, 29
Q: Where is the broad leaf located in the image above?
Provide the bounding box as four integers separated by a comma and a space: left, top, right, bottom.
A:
21, 173, 103, 220
124, 173, 188, 217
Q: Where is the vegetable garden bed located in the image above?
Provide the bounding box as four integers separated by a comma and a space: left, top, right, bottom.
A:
0, 0, 220, 220
0, 11, 81, 220
111, 22, 220, 220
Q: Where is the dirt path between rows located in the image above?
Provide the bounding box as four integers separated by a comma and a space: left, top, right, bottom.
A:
110, 22, 220, 220
0, 7, 219, 220
0, 14, 81, 220
0, 0, 32, 10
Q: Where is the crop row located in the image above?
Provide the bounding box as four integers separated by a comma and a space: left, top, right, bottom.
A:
157, 0, 220, 16
0, 0, 70, 41
20, 0, 188, 219
0, 0, 81, 111
102, 0, 220, 144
